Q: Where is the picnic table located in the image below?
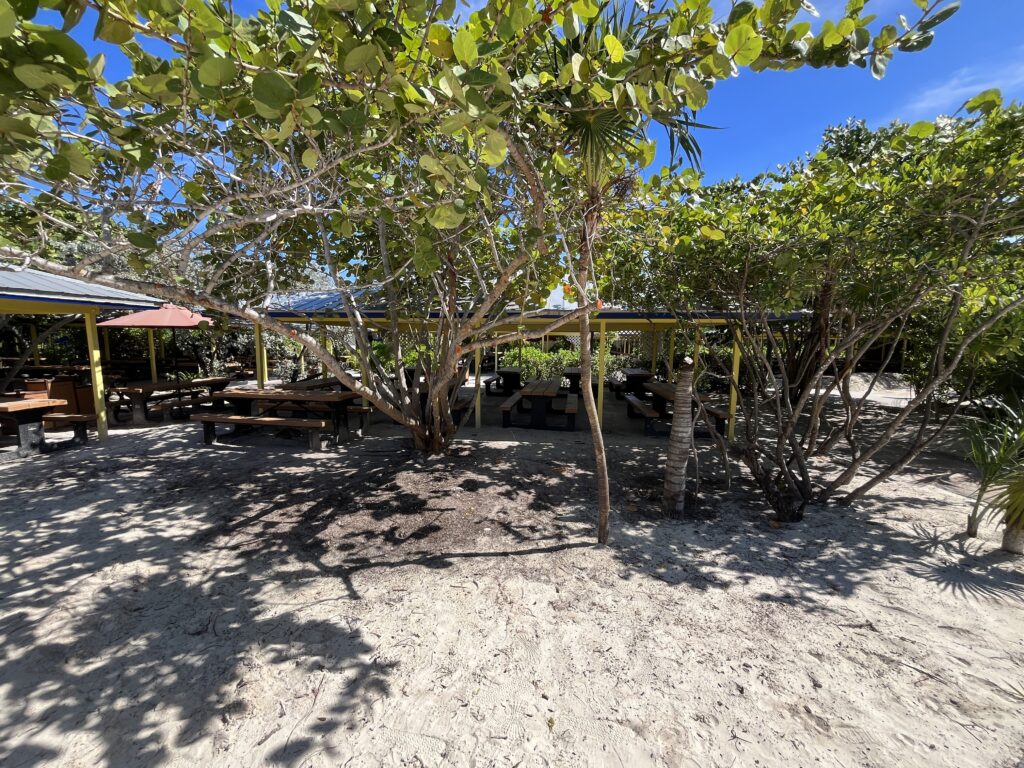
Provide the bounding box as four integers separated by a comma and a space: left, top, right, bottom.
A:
563, 367, 582, 394
642, 380, 729, 435
108, 376, 231, 426
0, 397, 68, 457
621, 368, 655, 397
501, 378, 578, 430
217, 388, 362, 442
486, 367, 523, 396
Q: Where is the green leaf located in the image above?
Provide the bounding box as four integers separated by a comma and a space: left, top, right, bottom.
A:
301, 147, 319, 169
480, 129, 507, 166
95, 10, 133, 44
964, 88, 1002, 115
198, 56, 236, 87
252, 71, 294, 111
44, 153, 71, 181
126, 231, 158, 250
921, 2, 959, 31
724, 24, 763, 66
603, 34, 625, 63
343, 43, 378, 72
0, 0, 16, 38
453, 27, 478, 67
572, 0, 599, 19
0, 116, 37, 137
907, 121, 934, 138
413, 235, 439, 276
699, 225, 725, 241
427, 204, 466, 230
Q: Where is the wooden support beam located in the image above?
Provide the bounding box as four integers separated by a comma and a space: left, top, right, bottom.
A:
651, 331, 659, 373
254, 323, 267, 388
29, 324, 40, 366
102, 328, 110, 361
474, 346, 482, 428
667, 331, 676, 382
84, 312, 108, 440
147, 328, 158, 383
728, 324, 741, 442
597, 320, 607, 425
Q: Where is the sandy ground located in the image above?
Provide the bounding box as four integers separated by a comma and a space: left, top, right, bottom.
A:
1, 415, 1023, 768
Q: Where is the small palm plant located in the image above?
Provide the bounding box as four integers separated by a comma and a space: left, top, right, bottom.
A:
966, 398, 1024, 552
987, 467, 1024, 554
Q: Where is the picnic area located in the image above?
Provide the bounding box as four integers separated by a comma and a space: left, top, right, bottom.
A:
2, 1, 1023, 766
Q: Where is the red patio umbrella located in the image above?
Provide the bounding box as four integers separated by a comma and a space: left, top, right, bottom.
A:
99, 304, 212, 381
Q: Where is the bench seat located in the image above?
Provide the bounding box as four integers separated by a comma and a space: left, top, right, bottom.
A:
190, 413, 328, 449
43, 413, 95, 444
625, 394, 667, 436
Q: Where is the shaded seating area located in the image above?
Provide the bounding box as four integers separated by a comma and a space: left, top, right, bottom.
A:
0, 268, 163, 454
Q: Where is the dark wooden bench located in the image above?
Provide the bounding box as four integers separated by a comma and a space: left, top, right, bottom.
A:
624, 394, 667, 436
190, 413, 328, 450
700, 403, 729, 436
451, 394, 475, 424
154, 395, 215, 419
42, 413, 95, 445
499, 391, 523, 427
562, 393, 578, 430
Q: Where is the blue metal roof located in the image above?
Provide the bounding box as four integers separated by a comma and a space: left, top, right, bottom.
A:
0, 268, 161, 310
267, 291, 805, 324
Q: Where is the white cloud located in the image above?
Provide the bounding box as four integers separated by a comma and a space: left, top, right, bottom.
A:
897, 57, 1024, 121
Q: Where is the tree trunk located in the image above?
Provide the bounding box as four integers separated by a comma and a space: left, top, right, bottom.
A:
966, 497, 983, 537
663, 359, 695, 516
579, 312, 611, 543
1002, 524, 1024, 555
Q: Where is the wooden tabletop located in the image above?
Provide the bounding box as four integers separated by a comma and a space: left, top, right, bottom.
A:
520, 379, 562, 398
644, 380, 675, 400
0, 397, 68, 413
497, 367, 523, 374
287, 376, 343, 390
564, 367, 582, 375
622, 368, 655, 377
220, 389, 359, 403
111, 376, 230, 395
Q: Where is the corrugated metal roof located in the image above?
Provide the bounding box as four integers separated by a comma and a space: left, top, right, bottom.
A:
0, 268, 161, 310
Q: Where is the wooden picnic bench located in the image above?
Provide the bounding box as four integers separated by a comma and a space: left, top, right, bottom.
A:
217, 389, 361, 443
624, 394, 666, 436
42, 413, 95, 445
643, 380, 729, 437
486, 367, 523, 396
108, 376, 231, 426
501, 379, 576, 430
190, 413, 328, 450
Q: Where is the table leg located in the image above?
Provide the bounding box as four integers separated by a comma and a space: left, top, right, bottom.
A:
652, 394, 670, 417
129, 392, 150, 426
529, 397, 551, 429
15, 418, 45, 457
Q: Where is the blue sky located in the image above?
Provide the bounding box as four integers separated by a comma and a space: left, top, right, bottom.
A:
683, 0, 1024, 182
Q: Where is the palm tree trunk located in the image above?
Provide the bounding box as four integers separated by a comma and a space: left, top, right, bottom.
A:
664, 359, 695, 516
1002, 524, 1024, 554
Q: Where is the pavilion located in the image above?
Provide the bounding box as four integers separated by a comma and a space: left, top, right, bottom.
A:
0, 268, 161, 439
265, 292, 798, 440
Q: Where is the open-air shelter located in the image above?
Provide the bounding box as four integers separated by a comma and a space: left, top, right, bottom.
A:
0, 268, 161, 439
266, 293, 790, 440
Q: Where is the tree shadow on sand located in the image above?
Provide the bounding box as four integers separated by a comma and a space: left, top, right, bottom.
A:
0, 427, 590, 766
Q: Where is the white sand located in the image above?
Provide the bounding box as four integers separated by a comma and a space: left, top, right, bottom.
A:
0, 423, 1022, 767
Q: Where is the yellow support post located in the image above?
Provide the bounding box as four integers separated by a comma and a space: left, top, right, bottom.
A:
29, 324, 40, 366
102, 328, 111, 361
474, 346, 482, 428
693, 325, 703, 382
254, 324, 267, 388
667, 331, 676, 382
597, 320, 608, 426
728, 325, 742, 442
84, 312, 108, 440
650, 331, 659, 373
147, 328, 158, 383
